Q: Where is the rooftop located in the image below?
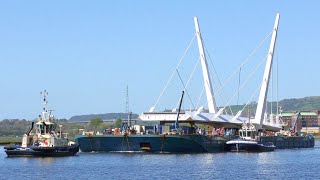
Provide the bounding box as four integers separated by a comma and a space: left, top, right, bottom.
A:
280, 112, 318, 117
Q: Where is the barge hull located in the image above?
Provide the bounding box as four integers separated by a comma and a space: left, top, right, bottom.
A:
76, 134, 226, 153
260, 135, 314, 149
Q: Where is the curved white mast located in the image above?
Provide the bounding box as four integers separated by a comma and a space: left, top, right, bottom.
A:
194, 17, 218, 114
254, 13, 280, 128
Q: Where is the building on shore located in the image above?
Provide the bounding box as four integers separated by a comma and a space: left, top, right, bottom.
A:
280, 111, 319, 133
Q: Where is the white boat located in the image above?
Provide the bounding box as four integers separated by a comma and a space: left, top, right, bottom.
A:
4, 90, 79, 157
225, 123, 275, 152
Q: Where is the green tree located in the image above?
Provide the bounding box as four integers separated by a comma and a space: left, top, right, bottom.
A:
89, 117, 103, 129
114, 118, 122, 128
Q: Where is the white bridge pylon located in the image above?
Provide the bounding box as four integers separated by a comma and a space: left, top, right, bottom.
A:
194, 17, 218, 114
253, 13, 280, 130
140, 14, 282, 131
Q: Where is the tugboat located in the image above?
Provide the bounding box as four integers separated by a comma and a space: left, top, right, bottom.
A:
225, 104, 275, 152
225, 123, 275, 152
4, 90, 79, 157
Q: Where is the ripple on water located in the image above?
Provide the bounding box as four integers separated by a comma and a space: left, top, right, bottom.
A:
1, 142, 320, 179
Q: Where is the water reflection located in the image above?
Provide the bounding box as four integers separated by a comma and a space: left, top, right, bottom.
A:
1, 143, 320, 179
257, 152, 274, 165
6, 156, 56, 165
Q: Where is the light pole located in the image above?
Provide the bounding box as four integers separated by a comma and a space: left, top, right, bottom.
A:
59, 125, 62, 139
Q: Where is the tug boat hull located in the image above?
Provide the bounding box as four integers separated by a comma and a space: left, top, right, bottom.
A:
225, 138, 275, 152
4, 145, 79, 157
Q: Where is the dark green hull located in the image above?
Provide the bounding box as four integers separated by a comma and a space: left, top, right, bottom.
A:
76, 134, 314, 153
76, 134, 226, 153
260, 135, 315, 149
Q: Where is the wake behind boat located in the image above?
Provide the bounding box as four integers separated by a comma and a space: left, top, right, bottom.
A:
4, 90, 79, 157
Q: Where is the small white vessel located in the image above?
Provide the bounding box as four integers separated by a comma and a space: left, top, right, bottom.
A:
4, 90, 79, 157
226, 123, 275, 152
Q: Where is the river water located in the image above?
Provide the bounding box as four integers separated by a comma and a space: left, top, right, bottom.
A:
1, 141, 320, 180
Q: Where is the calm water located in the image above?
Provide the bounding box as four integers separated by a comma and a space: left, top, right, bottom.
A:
1, 141, 320, 180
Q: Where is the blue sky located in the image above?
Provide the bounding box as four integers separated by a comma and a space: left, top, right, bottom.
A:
0, 1, 319, 120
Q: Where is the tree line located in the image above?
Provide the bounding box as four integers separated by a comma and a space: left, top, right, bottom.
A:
0, 118, 122, 140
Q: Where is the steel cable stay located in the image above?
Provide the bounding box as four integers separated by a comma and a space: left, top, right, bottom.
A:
207, 30, 272, 99
151, 33, 196, 111
151, 29, 272, 113
237, 67, 241, 105
176, 69, 196, 110
265, 43, 279, 122
276, 42, 279, 115
203, 41, 234, 115
198, 30, 273, 114
174, 57, 201, 111
235, 81, 263, 122
267, 49, 275, 118
270, 52, 274, 115
266, 35, 280, 122
195, 86, 205, 110
204, 53, 269, 115
266, 37, 280, 121
216, 31, 271, 93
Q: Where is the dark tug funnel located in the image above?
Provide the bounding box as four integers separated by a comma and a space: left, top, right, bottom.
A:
27, 122, 34, 135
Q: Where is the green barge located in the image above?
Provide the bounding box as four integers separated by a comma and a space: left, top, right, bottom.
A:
260, 135, 315, 149
76, 133, 314, 153
76, 134, 226, 153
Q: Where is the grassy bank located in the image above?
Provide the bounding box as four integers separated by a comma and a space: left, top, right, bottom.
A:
0, 137, 21, 145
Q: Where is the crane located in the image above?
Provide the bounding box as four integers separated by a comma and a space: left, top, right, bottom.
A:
174, 91, 185, 131
289, 112, 301, 134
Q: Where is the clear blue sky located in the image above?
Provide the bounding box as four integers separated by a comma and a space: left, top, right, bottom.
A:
0, 1, 319, 120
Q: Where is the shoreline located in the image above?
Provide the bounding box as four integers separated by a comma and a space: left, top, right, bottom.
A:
0, 137, 22, 145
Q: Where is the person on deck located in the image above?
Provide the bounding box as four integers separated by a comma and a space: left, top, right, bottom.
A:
212, 128, 216, 136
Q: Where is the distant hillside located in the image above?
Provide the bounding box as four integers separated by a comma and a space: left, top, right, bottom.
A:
279, 96, 320, 112
227, 96, 320, 116
68, 97, 320, 122
69, 113, 139, 122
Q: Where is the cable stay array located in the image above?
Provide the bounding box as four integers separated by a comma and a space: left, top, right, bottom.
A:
146, 14, 280, 131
